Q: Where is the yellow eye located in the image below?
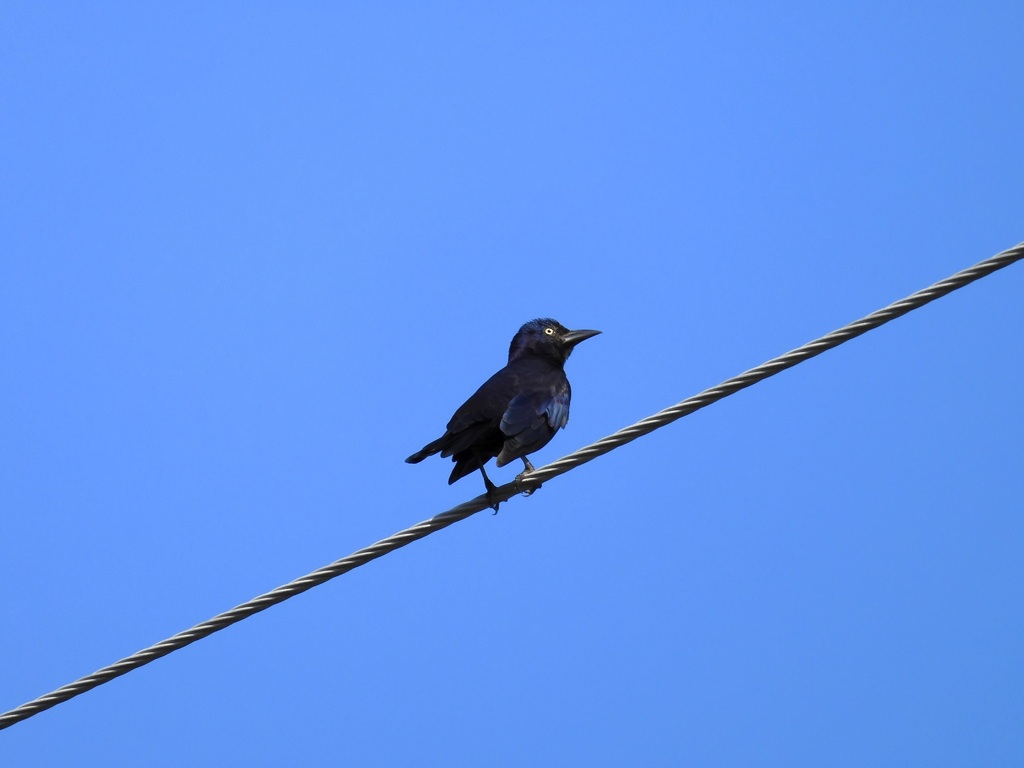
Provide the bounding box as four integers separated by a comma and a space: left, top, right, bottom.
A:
544, 327, 555, 335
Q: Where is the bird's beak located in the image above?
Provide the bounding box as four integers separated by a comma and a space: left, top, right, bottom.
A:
563, 328, 602, 347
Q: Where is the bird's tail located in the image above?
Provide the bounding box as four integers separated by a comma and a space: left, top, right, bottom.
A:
405, 436, 447, 464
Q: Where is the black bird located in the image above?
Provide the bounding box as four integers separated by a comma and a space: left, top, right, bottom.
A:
406, 318, 600, 505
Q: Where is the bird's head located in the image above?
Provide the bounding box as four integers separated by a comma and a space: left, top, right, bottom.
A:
507, 318, 601, 364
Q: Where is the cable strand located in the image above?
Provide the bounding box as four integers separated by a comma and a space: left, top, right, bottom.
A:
2, 241, 1021, 731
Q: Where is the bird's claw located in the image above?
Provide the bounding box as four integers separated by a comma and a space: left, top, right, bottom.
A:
515, 456, 540, 496
483, 478, 501, 513
514, 471, 540, 497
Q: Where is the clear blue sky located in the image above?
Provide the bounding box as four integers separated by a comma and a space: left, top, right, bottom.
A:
2, 4, 1022, 766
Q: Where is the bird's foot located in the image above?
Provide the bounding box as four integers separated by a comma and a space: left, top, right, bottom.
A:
514, 466, 540, 497
473, 466, 501, 514
482, 474, 501, 513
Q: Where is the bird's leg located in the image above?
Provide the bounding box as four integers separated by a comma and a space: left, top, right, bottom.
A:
479, 466, 501, 512
515, 456, 539, 497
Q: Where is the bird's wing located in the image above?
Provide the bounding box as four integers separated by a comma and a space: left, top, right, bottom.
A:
496, 389, 569, 466
543, 391, 570, 431
432, 367, 519, 459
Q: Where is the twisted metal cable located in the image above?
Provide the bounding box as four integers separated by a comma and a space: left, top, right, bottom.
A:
2, 241, 1021, 732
